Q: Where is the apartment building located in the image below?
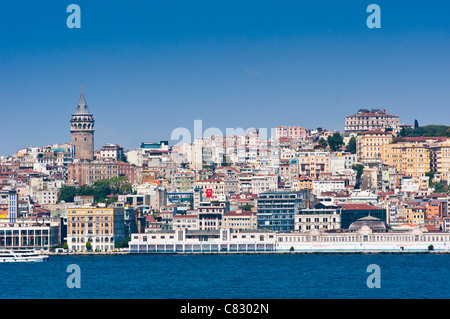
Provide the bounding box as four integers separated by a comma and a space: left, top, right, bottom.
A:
223, 210, 257, 230
294, 208, 341, 232
381, 142, 431, 187
296, 152, 331, 179
66, 205, 125, 251
356, 130, 393, 164
273, 126, 307, 141
257, 190, 308, 232
429, 140, 450, 180
0, 189, 18, 222
345, 109, 401, 134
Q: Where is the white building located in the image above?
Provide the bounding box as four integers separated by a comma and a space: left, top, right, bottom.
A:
312, 179, 347, 196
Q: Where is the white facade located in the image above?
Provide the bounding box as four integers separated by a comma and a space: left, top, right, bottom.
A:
312, 180, 347, 196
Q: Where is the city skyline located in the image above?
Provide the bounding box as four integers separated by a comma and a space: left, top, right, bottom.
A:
1, 1, 449, 157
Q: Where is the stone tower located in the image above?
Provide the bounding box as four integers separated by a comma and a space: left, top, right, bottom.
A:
70, 84, 95, 160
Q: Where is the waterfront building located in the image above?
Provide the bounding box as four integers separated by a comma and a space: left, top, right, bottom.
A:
129, 225, 450, 253
66, 204, 125, 251
197, 200, 230, 230
0, 219, 59, 250
275, 225, 450, 252
129, 228, 277, 253
0, 189, 18, 222
256, 190, 308, 232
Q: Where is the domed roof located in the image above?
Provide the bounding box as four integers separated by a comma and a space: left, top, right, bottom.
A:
349, 215, 387, 232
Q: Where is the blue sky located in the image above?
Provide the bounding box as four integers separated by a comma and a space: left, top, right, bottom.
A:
0, 1, 449, 156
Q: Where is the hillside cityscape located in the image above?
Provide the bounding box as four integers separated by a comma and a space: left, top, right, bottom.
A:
1, 87, 450, 253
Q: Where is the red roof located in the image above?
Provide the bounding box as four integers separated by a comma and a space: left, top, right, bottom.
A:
359, 130, 393, 135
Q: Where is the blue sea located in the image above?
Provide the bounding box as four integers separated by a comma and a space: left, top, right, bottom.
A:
1, 254, 449, 299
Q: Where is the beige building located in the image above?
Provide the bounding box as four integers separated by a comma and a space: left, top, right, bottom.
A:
345, 109, 401, 134
223, 210, 257, 230
429, 140, 450, 181
66, 205, 125, 251
193, 179, 226, 200
172, 214, 199, 230
381, 142, 431, 188
356, 130, 393, 164
296, 152, 331, 179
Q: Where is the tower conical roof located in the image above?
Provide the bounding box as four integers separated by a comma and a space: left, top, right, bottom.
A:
73, 84, 91, 115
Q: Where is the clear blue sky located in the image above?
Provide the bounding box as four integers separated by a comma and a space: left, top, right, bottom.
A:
0, 1, 449, 156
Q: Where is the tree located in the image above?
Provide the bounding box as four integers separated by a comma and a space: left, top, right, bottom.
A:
318, 138, 328, 148
86, 241, 92, 251
62, 242, 69, 250
239, 204, 254, 212
92, 179, 112, 202
119, 183, 133, 195
352, 164, 365, 180
425, 171, 434, 186
346, 136, 357, 154
58, 186, 78, 203
327, 132, 344, 152
414, 119, 419, 129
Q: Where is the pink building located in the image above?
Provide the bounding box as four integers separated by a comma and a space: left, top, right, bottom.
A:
273, 126, 307, 140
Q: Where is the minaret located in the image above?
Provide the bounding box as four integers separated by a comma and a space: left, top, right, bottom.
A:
70, 84, 95, 160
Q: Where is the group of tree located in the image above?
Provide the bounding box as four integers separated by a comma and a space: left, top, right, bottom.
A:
399, 120, 450, 138
318, 132, 356, 154
57, 176, 134, 204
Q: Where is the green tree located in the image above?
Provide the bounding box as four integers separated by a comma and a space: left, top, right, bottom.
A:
239, 204, 254, 212
414, 119, 419, 129
346, 136, 357, 154
57, 186, 78, 203
352, 164, 365, 180
86, 241, 92, 251
327, 132, 344, 152
425, 171, 434, 186
318, 138, 328, 148
119, 183, 133, 195
92, 179, 112, 202
62, 242, 69, 250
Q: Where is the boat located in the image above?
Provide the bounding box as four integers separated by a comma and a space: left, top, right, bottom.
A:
0, 250, 49, 262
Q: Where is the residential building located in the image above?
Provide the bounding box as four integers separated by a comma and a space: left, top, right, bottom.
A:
345, 109, 401, 134
0, 189, 18, 222
257, 190, 308, 232
172, 214, 199, 230
223, 210, 257, 230
356, 130, 393, 164
294, 207, 341, 232
273, 126, 307, 141
99, 143, 125, 161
